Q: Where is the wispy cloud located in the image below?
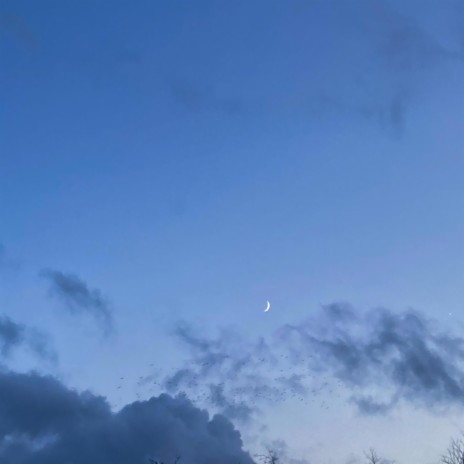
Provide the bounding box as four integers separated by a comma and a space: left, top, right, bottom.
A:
281, 304, 464, 414
40, 269, 114, 336
0, 316, 28, 357
159, 303, 464, 420
150, 322, 306, 423
365, 1, 463, 70
0, 9, 38, 51
166, 1, 463, 135
0, 315, 56, 363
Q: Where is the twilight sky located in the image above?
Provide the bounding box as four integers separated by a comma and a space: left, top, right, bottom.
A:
1, 1, 464, 464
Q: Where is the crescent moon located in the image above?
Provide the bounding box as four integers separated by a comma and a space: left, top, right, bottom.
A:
264, 301, 271, 312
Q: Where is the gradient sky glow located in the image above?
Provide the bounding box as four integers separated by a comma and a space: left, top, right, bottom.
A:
2, 2, 464, 464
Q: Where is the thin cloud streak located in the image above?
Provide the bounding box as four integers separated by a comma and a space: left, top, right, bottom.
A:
0, 315, 57, 363
40, 269, 115, 336
166, 1, 464, 136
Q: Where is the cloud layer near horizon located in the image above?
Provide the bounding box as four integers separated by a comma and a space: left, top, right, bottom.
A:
0, 370, 254, 464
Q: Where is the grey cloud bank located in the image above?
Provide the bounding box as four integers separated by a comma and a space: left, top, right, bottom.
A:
0, 370, 254, 464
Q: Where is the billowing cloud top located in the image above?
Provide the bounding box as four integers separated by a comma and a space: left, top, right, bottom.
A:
0, 370, 255, 464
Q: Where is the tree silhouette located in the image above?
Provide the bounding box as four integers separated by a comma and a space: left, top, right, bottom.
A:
442, 436, 464, 464
363, 447, 393, 464
256, 448, 280, 464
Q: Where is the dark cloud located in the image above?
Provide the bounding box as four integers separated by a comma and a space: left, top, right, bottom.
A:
281, 304, 464, 414
40, 269, 114, 335
162, 303, 464, 419
0, 370, 254, 464
0, 315, 56, 363
0, 316, 25, 357
320, 302, 358, 324
350, 394, 399, 416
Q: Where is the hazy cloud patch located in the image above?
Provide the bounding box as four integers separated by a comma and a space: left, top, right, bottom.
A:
166, 1, 463, 135
152, 322, 308, 423
40, 269, 114, 336
364, 0, 463, 70
0, 315, 56, 363
0, 9, 38, 51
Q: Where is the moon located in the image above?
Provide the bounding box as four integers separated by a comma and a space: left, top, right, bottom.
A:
264, 301, 271, 312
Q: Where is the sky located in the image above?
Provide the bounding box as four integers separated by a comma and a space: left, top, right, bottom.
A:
1, 1, 464, 463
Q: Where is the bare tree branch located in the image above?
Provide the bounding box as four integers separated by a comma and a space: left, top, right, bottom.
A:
364, 448, 381, 464
442, 437, 464, 464
256, 449, 280, 464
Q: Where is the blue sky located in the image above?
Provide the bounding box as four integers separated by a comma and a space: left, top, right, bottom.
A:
1, 2, 464, 464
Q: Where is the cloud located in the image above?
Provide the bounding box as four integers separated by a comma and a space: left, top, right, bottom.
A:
364, 0, 463, 70
40, 269, 114, 335
166, 1, 463, 135
0, 316, 27, 357
350, 394, 399, 416
0, 315, 56, 363
162, 303, 464, 420
320, 0, 463, 132
208, 383, 254, 423
281, 304, 464, 414
0, 370, 255, 464
149, 322, 309, 424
